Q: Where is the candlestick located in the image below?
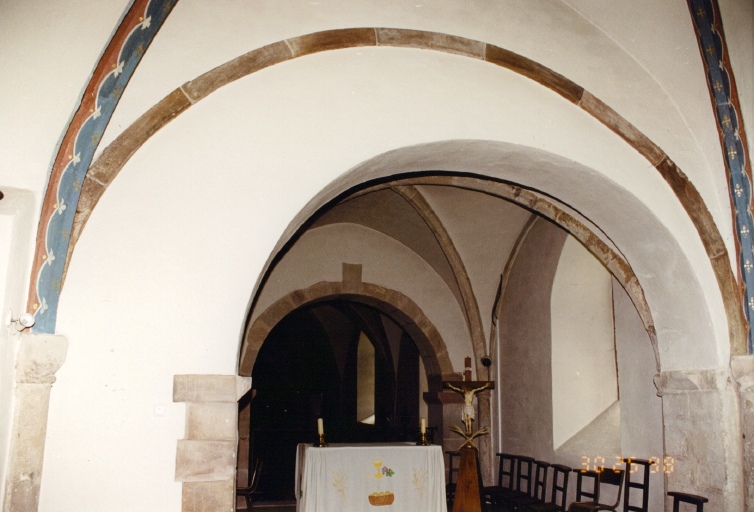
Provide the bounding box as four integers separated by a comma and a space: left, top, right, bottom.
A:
417, 418, 430, 445
316, 418, 328, 446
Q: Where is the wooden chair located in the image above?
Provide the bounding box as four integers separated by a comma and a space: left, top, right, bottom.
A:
499, 456, 535, 508
667, 492, 708, 512
483, 453, 518, 508
236, 458, 263, 511
525, 464, 571, 512
572, 470, 600, 504
446, 450, 460, 507
507, 460, 550, 509
568, 469, 625, 512
622, 458, 654, 512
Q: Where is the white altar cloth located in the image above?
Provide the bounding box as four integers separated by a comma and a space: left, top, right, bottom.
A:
295, 443, 447, 512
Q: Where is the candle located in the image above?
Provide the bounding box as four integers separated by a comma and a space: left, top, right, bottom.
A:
421, 418, 426, 434
317, 418, 324, 436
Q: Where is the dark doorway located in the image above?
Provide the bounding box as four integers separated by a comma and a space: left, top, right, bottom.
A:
246, 300, 422, 501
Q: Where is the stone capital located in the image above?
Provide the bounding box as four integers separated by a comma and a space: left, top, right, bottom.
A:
732, 355, 754, 393
15, 333, 68, 384
653, 367, 733, 396
173, 374, 251, 403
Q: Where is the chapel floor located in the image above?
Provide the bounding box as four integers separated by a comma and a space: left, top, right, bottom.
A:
239, 501, 296, 511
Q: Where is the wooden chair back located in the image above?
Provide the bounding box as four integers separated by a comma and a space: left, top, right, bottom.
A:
515, 456, 535, 495
623, 458, 654, 512
496, 452, 517, 490
549, 464, 571, 510
531, 460, 551, 501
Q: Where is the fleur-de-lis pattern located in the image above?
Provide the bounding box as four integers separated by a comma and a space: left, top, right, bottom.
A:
689, 0, 754, 353
27, 0, 178, 332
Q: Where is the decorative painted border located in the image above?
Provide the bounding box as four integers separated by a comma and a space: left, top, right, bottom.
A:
27, 0, 179, 333
688, 0, 753, 353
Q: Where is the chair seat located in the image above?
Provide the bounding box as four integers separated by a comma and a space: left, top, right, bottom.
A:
524, 463, 570, 512
483, 486, 519, 507
236, 459, 263, 511
526, 501, 566, 512
484, 452, 519, 507
568, 469, 625, 512
569, 502, 619, 512
667, 491, 708, 512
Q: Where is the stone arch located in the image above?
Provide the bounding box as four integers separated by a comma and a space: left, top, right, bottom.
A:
62, 27, 744, 359
239, 280, 454, 389
341, 174, 660, 371
236, 279, 458, 505
273, 140, 725, 371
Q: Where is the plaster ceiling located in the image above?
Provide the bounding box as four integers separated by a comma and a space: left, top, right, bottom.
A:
306, 182, 534, 316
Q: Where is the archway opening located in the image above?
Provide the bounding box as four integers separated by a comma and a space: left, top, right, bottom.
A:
234, 167, 662, 504
242, 299, 428, 502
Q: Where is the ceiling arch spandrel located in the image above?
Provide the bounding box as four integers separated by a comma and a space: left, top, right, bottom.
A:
250, 222, 471, 369
310, 188, 463, 307
416, 185, 533, 340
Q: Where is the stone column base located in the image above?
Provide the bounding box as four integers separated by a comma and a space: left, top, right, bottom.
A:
2, 334, 68, 512
173, 375, 251, 512
655, 368, 744, 512
732, 356, 754, 509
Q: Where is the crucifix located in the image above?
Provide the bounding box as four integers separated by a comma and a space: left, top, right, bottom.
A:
443, 357, 495, 445
443, 357, 495, 512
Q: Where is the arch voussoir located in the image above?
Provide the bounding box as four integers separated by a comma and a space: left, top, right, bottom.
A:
241, 281, 453, 382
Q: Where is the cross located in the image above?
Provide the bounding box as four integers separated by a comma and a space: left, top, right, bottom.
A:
443, 357, 495, 512
443, 357, 495, 437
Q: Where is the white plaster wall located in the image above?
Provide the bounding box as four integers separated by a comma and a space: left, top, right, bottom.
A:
254, 223, 471, 372
563, 0, 733, 243
0, 0, 130, 192
41, 126, 266, 508
0, 189, 36, 502
614, 277, 665, 512
499, 218, 565, 460
551, 236, 617, 449
0, 216, 16, 503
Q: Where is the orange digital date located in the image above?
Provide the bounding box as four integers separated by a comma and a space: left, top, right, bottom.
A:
580, 455, 674, 474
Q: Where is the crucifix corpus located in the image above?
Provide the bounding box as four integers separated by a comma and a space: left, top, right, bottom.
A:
443, 357, 495, 448
443, 357, 495, 512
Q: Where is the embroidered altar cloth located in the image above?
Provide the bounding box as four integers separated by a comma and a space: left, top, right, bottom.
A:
295, 443, 447, 512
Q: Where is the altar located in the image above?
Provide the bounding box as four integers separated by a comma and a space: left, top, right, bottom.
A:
295, 443, 447, 512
